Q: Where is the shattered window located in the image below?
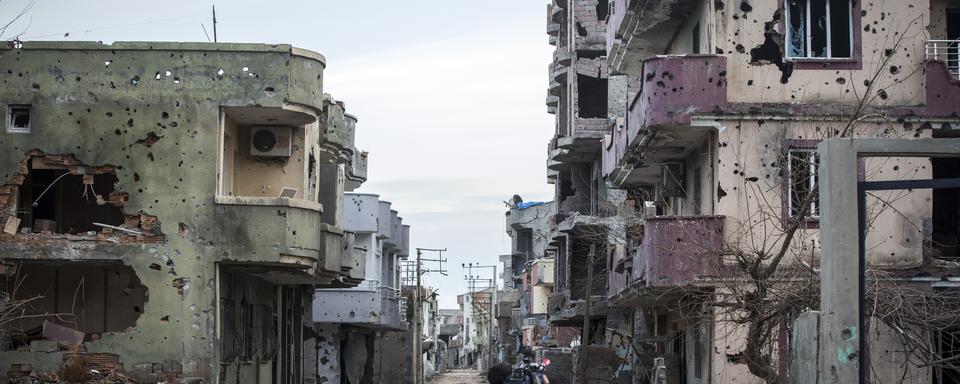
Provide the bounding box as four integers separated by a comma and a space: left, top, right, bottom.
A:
787, 148, 820, 218
785, 0, 853, 59
7, 105, 31, 133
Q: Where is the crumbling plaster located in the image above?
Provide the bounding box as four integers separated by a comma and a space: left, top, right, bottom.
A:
0, 41, 335, 381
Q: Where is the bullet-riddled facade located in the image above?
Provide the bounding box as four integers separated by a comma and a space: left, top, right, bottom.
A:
545, 0, 960, 383
0, 41, 368, 383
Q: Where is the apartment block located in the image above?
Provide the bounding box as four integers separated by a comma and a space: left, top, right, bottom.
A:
545, 0, 960, 382
0, 41, 368, 383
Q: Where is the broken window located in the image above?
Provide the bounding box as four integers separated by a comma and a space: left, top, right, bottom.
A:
785, 0, 853, 58
7, 105, 31, 133
787, 148, 820, 218
934, 326, 960, 383
1, 261, 146, 351
16, 167, 125, 235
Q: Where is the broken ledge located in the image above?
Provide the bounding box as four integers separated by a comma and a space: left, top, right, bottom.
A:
214, 195, 323, 213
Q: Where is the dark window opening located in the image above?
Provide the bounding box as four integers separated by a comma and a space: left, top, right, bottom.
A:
934, 327, 960, 384
577, 75, 609, 118
1, 261, 146, 351
596, 1, 609, 21
786, 0, 853, 58
569, 229, 607, 300
692, 22, 701, 54
8, 105, 31, 133
787, 148, 820, 218
219, 268, 280, 365
517, 228, 534, 261
932, 158, 960, 260
17, 168, 124, 234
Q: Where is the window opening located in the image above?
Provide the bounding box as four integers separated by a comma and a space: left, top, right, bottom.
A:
692, 22, 701, 54
7, 105, 31, 133
787, 148, 820, 218
785, 0, 853, 58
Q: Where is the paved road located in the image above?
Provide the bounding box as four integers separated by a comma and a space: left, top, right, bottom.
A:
432, 369, 487, 384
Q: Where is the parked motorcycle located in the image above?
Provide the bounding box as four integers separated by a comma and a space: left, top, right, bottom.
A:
504, 357, 550, 384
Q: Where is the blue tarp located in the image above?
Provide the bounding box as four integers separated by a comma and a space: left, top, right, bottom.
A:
515, 201, 545, 210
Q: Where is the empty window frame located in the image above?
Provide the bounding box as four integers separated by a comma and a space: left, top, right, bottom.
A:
7, 105, 31, 133
785, 0, 853, 58
787, 148, 820, 218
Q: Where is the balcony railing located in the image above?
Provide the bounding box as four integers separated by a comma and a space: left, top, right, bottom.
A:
926, 40, 960, 79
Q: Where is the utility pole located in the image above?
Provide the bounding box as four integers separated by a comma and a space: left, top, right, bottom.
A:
413, 248, 447, 384
464, 263, 498, 369
579, 244, 595, 384
211, 5, 218, 43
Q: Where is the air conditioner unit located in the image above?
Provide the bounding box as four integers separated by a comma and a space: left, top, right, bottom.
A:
249, 126, 292, 157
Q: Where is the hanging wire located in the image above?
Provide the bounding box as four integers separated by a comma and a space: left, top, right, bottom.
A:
31, 171, 75, 207
17, 13, 208, 40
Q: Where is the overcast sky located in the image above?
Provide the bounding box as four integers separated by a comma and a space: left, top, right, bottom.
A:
2, 0, 554, 308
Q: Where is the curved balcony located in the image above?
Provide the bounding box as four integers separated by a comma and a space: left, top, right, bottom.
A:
546, 95, 560, 108
214, 196, 350, 284
313, 286, 406, 331
605, 55, 727, 188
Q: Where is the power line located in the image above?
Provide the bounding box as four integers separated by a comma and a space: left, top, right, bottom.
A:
18, 13, 208, 40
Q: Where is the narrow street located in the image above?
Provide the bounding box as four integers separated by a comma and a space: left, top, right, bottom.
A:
432, 369, 487, 384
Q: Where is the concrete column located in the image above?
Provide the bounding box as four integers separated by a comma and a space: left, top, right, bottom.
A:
817, 139, 861, 383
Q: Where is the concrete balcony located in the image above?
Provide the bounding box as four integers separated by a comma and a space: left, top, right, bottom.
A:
637, 215, 723, 287
605, 55, 727, 188
611, 216, 724, 306
439, 323, 461, 336
557, 118, 607, 157
377, 201, 395, 245
312, 286, 407, 331
547, 290, 607, 325
344, 193, 380, 234
214, 196, 347, 285
398, 224, 410, 258
532, 259, 554, 286
607, 0, 701, 74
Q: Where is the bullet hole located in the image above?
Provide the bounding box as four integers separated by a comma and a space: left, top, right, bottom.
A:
75, 76, 81, 82
740, 1, 752, 13
105, 60, 112, 67
877, 89, 888, 100
864, 79, 871, 87
132, 132, 164, 147
30, 83, 39, 91
735, 44, 745, 53
160, 315, 169, 323
173, 77, 180, 84
164, 70, 172, 77
836, 77, 846, 84
154, 72, 162, 80
718, 184, 727, 200
264, 87, 276, 97
216, 68, 225, 76
758, 119, 766, 126
114, 129, 122, 135
109, 81, 116, 89
889, 65, 899, 74
884, 48, 894, 57
149, 263, 162, 271
747, 79, 754, 86
127, 118, 134, 127
106, 112, 113, 117
161, 111, 169, 120
147, 152, 155, 161
55, 76, 64, 82
745, 176, 759, 182
893, 165, 899, 171
130, 76, 140, 85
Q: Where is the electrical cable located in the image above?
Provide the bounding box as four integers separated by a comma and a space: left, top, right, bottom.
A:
18, 13, 208, 40
31, 171, 75, 207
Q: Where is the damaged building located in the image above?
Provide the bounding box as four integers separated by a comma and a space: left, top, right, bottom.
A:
312, 193, 411, 383
540, 0, 960, 382
0, 41, 375, 383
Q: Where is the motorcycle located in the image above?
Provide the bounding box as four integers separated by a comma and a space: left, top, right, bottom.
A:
503, 357, 551, 384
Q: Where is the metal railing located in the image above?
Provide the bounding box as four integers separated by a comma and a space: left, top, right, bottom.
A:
926, 40, 960, 79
